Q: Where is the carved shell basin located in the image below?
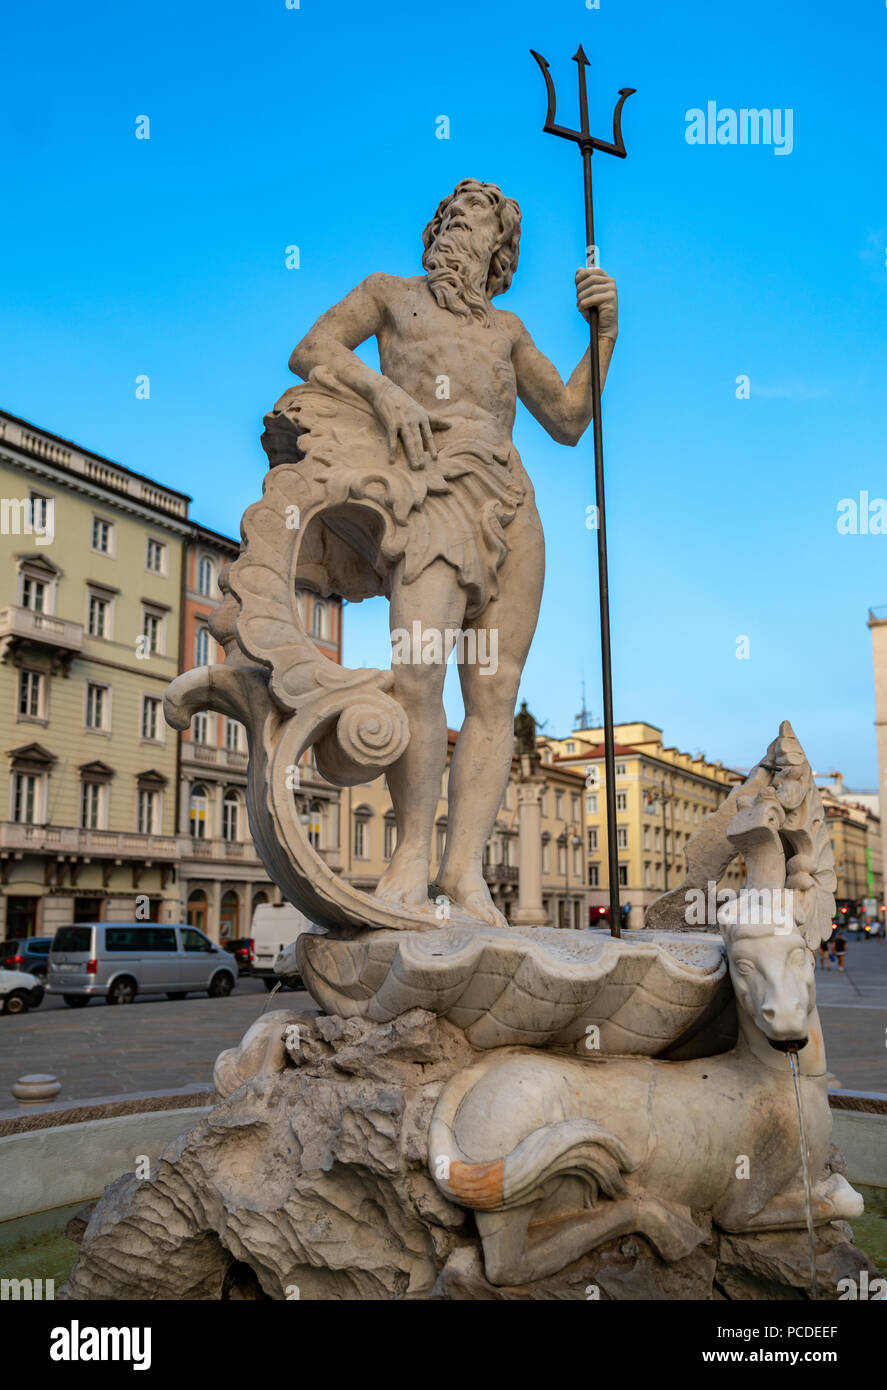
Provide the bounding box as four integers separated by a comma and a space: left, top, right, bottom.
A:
297, 925, 732, 1055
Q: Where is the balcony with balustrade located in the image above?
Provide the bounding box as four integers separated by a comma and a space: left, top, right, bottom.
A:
0, 606, 83, 674
0, 821, 177, 859
483, 863, 519, 884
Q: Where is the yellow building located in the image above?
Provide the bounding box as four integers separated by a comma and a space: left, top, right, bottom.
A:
817, 777, 883, 918
0, 410, 187, 933
540, 722, 744, 926
338, 730, 589, 928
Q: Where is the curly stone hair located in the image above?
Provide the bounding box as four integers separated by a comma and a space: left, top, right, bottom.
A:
421, 179, 522, 301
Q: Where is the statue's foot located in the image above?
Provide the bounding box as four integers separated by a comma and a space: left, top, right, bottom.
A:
438, 870, 508, 928
374, 853, 431, 909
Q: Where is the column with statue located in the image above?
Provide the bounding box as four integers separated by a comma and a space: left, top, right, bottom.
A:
510, 700, 549, 927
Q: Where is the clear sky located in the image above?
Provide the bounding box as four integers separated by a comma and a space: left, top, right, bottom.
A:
2, 0, 885, 785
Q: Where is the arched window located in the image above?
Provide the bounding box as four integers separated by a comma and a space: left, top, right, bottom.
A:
353, 805, 372, 859
222, 790, 239, 842
190, 784, 208, 839
311, 600, 328, 640
251, 890, 269, 915
198, 556, 214, 597
195, 626, 210, 666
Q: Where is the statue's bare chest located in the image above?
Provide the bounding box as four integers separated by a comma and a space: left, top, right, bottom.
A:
380, 287, 513, 369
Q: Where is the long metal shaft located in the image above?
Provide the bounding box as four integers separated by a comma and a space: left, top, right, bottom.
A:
582, 144, 621, 937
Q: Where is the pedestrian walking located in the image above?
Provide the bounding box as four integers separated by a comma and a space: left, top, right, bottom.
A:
833, 930, 847, 973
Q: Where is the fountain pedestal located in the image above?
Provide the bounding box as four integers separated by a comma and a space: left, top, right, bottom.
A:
61, 1005, 874, 1301
62, 722, 877, 1300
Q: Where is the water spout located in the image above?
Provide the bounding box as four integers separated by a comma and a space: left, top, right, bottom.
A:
259, 979, 284, 1016
768, 1036, 808, 1053
787, 1045, 818, 1300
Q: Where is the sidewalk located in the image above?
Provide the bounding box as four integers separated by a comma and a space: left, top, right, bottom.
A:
815, 938, 887, 1092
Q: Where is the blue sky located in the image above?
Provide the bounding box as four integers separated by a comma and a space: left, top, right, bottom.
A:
2, 0, 885, 785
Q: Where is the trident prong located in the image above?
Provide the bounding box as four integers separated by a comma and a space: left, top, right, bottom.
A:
529, 45, 635, 939
530, 48, 635, 157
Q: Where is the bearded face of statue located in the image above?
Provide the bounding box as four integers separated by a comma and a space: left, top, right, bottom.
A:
422, 180, 521, 326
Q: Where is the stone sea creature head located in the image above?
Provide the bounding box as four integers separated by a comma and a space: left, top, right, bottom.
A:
719, 897, 816, 1050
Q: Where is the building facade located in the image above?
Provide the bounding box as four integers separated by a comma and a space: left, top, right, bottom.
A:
0, 409, 347, 942
816, 772, 883, 920
0, 410, 188, 933
540, 722, 744, 926
176, 536, 345, 942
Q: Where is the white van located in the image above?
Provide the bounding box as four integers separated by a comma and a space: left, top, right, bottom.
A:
250, 903, 316, 990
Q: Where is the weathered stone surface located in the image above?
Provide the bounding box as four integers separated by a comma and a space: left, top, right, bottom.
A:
63, 1010, 476, 1301
408, 1221, 877, 1302
64, 1202, 95, 1247
297, 924, 731, 1053
716, 1224, 878, 1302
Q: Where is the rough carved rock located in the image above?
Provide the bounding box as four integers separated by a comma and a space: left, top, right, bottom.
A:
64, 1010, 475, 1301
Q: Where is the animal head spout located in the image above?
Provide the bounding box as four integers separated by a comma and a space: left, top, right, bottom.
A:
719, 899, 815, 1048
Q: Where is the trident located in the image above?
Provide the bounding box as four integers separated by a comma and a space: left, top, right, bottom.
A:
530, 46, 635, 939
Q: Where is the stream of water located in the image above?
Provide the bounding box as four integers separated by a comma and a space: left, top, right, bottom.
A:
259, 979, 284, 1015
788, 1047, 818, 1300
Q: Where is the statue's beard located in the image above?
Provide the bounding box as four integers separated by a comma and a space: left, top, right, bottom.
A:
424, 226, 492, 326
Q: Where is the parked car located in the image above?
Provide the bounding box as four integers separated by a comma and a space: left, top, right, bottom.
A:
223, 937, 254, 976
0, 966, 44, 1015
1, 936, 53, 979
47, 923, 238, 1006
250, 904, 316, 990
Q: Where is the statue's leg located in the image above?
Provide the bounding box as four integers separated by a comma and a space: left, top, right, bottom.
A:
438, 503, 545, 927
715, 1171, 864, 1233
479, 1191, 707, 1286
375, 559, 467, 908
478, 1197, 642, 1286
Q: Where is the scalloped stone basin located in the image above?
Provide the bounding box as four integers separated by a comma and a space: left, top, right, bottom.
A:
297, 925, 733, 1054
